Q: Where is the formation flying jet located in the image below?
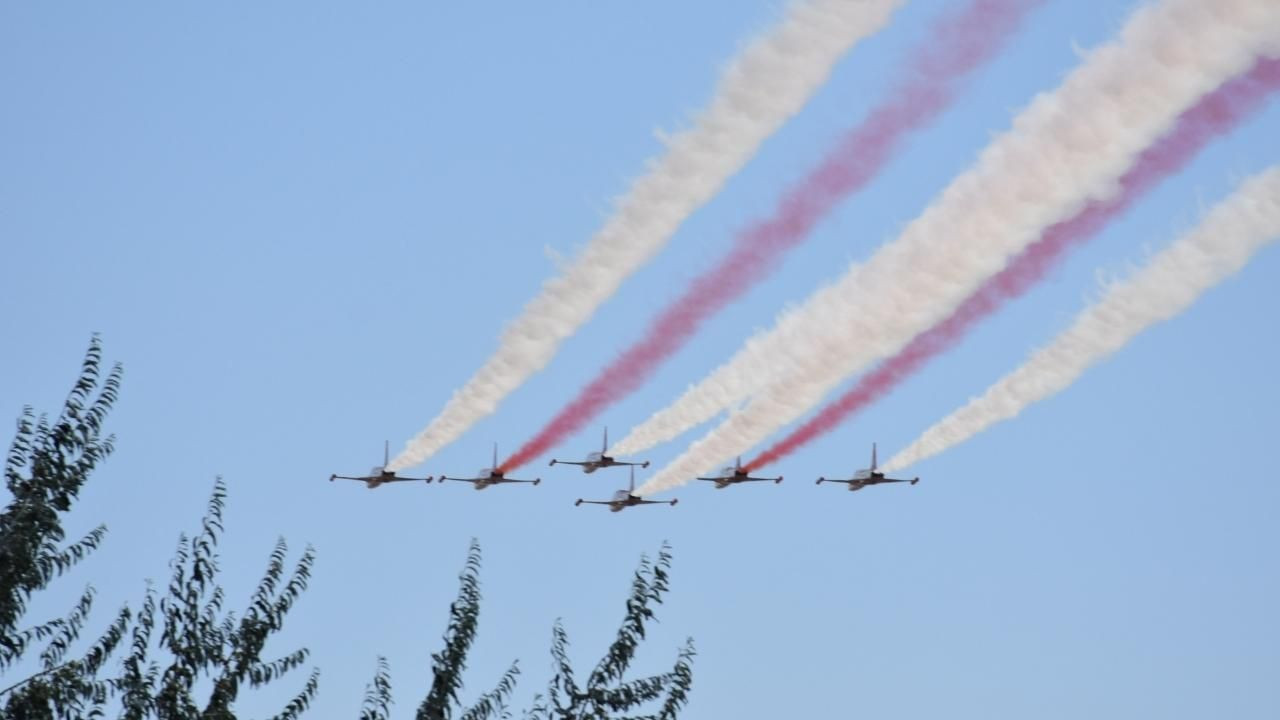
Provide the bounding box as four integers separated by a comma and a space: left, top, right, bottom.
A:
549, 427, 649, 473
575, 466, 677, 512
696, 456, 782, 489
330, 441, 433, 489
816, 443, 918, 492
438, 444, 541, 490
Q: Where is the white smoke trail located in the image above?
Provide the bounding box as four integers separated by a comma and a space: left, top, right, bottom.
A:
388, 0, 906, 471
883, 167, 1280, 472
634, 0, 1280, 494
616, 0, 1280, 459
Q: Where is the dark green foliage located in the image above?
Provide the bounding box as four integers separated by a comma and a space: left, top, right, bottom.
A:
115, 587, 158, 720
458, 662, 518, 720
270, 668, 319, 720
406, 541, 695, 720
146, 479, 319, 720
0, 338, 126, 718
0, 600, 130, 720
1, 340, 317, 719
3, 340, 698, 719
3, 478, 319, 720
414, 540, 519, 720
358, 657, 393, 720
533, 543, 695, 720
1, 337, 119, 667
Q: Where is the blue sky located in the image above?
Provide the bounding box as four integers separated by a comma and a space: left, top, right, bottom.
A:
3, 1, 1278, 717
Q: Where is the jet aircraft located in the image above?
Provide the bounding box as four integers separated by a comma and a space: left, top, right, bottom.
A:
575, 466, 677, 512
438, 444, 541, 490
696, 456, 782, 489
330, 441, 433, 489
549, 427, 649, 473
815, 443, 918, 491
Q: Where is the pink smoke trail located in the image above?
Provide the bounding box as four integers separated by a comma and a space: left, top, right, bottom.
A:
497, 0, 1043, 472
745, 56, 1280, 472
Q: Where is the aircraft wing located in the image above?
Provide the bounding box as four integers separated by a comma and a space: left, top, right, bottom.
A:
332, 474, 426, 483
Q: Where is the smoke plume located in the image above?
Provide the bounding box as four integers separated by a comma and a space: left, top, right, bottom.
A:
884, 167, 1280, 471
745, 56, 1280, 471
500, 0, 1043, 472
387, 0, 906, 471
635, 0, 1280, 494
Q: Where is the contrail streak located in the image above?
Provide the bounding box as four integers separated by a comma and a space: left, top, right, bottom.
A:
386, 0, 906, 471
884, 167, 1280, 472
745, 57, 1280, 471
498, 0, 1043, 473
615, 0, 1280, 460
635, 0, 1280, 494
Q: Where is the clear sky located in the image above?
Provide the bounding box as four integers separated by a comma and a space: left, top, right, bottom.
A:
3, 1, 1278, 718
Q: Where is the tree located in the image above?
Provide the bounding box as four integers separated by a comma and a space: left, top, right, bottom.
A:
414, 539, 519, 720
358, 542, 695, 720
0, 340, 316, 718
1, 336, 126, 718
1, 337, 119, 667
531, 543, 695, 720
1, 340, 696, 718
125, 479, 319, 720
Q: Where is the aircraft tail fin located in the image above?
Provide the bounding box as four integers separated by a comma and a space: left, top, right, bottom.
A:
629, 465, 635, 493
736, 455, 743, 470
603, 426, 609, 453
384, 440, 390, 468
492, 442, 498, 471
871, 443, 878, 471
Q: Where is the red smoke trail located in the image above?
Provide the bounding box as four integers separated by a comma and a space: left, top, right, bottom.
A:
744, 56, 1280, 472
497, 0, 1042, 472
